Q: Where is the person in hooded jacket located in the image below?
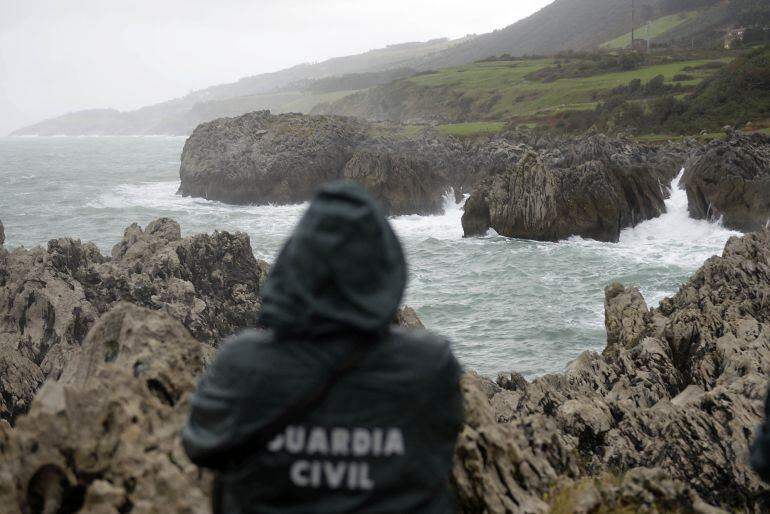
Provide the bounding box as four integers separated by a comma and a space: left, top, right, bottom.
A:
182, 182, 464, 514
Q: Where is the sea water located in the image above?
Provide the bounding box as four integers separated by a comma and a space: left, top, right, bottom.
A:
0, 136, 741, 377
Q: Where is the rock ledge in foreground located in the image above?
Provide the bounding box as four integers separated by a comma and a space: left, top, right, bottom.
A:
455, 230, 770, 512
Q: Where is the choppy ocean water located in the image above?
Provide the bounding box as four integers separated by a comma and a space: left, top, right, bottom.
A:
0, 136, 741, 377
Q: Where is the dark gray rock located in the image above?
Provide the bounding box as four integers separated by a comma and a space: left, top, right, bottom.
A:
0, 349, 44, 424
0, 219, 4, 246
179, 110, 369, 205
462, 132, 679, 242
683, 129, 770, 232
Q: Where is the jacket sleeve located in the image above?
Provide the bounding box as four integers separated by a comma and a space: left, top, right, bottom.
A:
182, 333, 260, 470
751, 382, 770, 482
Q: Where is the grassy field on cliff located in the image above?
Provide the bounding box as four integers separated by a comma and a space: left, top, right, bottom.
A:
360, 53, 729, 131
407, 56, 725, 116
326, 45, 770, 139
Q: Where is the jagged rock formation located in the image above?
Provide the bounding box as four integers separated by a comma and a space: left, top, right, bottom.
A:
3, 227, 769, 512
0, 218, 5, 246
547, 468, 727, 514
394, 305, 424, 329
0, 303, 212, 514
462, 131, 680, 242
454, 230, 770, 512
371, 132, 545, 196
683, 129, 770, 232
0, 218, 265, 423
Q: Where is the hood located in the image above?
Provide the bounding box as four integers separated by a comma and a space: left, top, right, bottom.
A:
259, 181, 407, 337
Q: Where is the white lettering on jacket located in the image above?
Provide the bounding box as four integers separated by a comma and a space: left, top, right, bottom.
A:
287, 461, 376, 490
268, 426, 405, 457
269, 426, 404, 490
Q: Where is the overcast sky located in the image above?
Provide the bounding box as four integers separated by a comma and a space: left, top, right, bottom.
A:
0, 0, 553, 135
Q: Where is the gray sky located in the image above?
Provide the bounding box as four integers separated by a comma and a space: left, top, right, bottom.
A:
0, 0, 553, 135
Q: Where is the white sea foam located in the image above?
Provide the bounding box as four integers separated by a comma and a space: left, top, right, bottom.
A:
617, 169, 738, 251
609, 169, 740, 277
566, 169, 739, 305
390, 190, 467, 241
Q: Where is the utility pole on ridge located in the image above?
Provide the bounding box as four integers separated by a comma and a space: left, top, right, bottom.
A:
631, 0, 635, 49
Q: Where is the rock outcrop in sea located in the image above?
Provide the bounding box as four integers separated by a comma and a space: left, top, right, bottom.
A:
178, 111, 465, 216
683, 129, 770, 232
2, 218, 769, 512
461, 131, 680, 242
179, 111, 695, 241
179, 111, 369, 206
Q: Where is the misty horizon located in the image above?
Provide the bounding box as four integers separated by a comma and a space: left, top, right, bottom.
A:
0, 0, 553, 135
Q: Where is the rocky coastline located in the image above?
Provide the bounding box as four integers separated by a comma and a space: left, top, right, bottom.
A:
1, 217, 769, 512
457, 229, 770, 512
178, 111, 770, 243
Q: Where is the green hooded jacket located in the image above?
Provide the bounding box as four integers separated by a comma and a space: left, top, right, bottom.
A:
182, 182, 464, 513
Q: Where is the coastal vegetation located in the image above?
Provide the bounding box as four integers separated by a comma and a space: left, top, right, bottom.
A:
317, 45, 770, 140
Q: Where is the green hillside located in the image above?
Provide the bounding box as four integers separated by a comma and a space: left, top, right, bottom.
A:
317, 52, 731, 128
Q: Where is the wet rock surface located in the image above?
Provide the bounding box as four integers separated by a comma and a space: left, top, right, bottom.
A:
455, 230, 770, 512
0, 303, 212, 514
683, 129, 770, 232
461, 131, 680, 242
0, 218, 264, 423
